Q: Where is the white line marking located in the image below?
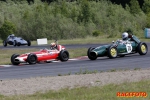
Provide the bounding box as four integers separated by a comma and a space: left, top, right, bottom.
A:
0, 65, 13, 67
69, 59, 78, 60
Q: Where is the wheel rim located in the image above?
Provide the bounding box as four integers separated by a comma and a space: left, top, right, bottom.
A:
141, 44, 146, 53
110, 48, 117, 57
63, 52, 68, 60
30, 56, 36, 62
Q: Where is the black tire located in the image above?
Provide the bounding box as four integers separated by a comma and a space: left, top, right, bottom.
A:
27, 54, 37, 64
107, 46, 117, 58
17, 42, 21, 46
137, 42, 148, 55
11, 54, 20, 65
87, 47, 97, 60
13, 40, 17, 46
27, 40, 31, 46
3, 40, 7, 47
59, 50, 69, 61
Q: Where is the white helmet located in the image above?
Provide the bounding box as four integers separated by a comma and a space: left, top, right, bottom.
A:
50, 42, 56, 48
122, 32, 128, 40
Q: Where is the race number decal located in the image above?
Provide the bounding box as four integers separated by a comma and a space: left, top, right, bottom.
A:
126, 44, 132, 53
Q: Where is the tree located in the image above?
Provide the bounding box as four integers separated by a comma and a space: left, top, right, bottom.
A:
142, 0, 150, 14
109, 0, 144, 8
77, 0, 91, 24
146, 13, 150, 27
0, 20, 16, 40
129, 0, 142, 15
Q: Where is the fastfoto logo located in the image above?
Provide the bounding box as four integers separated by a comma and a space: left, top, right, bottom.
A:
117, 92, 147, 97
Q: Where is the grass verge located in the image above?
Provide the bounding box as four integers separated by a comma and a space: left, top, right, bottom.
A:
0, 80, 149, 100
24, 37, 150, 45
1, 36, 150, 46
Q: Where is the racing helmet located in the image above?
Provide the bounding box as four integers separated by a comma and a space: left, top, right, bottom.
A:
122, 32, 129, 40
50, 42, 56, 48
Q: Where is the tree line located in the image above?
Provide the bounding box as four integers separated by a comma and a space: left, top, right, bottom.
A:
0, 0, 150, 40
0, 0, 145, 6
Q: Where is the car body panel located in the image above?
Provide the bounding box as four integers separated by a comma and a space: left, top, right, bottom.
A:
15, 50, 59, 63
4, 35, 30, 47
11, 45, 69, 65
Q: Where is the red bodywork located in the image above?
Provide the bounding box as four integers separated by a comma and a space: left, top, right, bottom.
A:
15, 45, 66, 63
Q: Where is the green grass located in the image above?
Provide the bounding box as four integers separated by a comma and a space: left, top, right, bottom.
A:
26, 37, 150, 45
1, 36, 150, 46
0, 80, 150, 100
0, 36, 118, 46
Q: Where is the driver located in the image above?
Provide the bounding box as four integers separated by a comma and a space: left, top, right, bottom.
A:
7, 34, 15, 39
117, 32, 129, 44
50, 42, 63, 51
50, 42, 57, 50
122, 32, 133, 44
122, 32, 129, 41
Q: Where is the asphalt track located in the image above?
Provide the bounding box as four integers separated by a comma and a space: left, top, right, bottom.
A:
0, 43, 150, 80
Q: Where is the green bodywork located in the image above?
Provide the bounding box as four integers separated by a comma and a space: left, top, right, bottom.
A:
91, 35, 140, 57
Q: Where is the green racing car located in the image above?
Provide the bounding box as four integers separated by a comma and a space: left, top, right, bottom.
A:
87, 34, 148, 60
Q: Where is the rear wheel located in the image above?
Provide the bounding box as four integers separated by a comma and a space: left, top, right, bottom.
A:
27, 40, 31, 46
87, 47, 97, 60
27, 54, 37, 64
59, 50, 69, 61
11, 54, 20, 65
13, 40, 17, 46
137, 42, 148, 55
107, 46, 117, 58
3, 40, 7, 47
17, 42, 21, 46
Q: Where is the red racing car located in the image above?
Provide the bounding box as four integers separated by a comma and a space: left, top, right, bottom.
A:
11, 42, 69, 65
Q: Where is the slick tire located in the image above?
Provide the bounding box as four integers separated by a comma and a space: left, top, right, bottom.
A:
87, 47, 97, 60
27, 40, 31, 46
3, 40, 7, 47
27, 54, 37, 64
11, 54, 20, 65
137, 42, 148, 55
59, 50, 69, 62
17, 42, 21, 46
107, 46, 117, 58
13, 40, 17, 47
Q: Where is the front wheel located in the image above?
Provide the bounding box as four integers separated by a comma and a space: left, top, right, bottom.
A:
27, 54, 37, 64
27, 40, 31, 46
87, 47, 97, 60
3, 40, 7, 47
137, 42, 148, 55
13, 40, 17, 47
11, 54, 20, 65
59, 50, 69, 61
107, 46, 117, 58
